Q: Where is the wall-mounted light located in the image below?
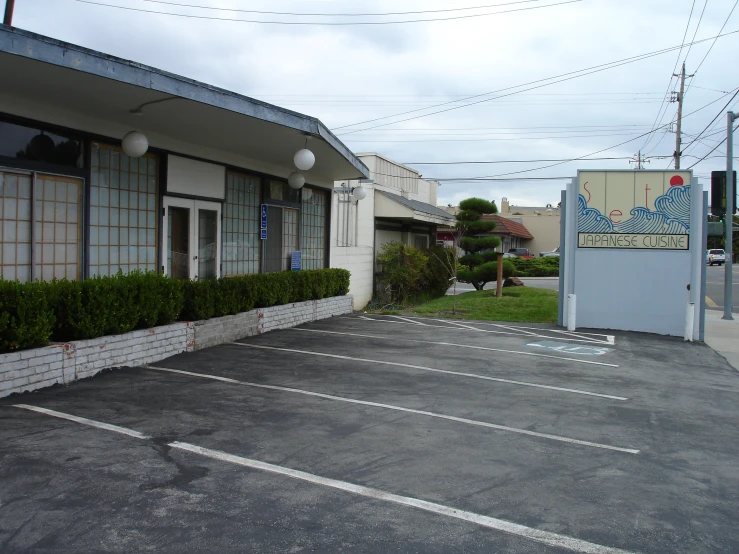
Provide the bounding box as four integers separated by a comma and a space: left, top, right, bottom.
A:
122, 131, 148, 157
288, 171, 305, 190
335, 181, 370, 202
351, 185, 367, 201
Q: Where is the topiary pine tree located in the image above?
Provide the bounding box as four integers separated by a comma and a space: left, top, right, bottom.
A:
456, 197, 502, 290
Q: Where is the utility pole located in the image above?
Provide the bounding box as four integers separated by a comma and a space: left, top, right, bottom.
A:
630, 151, 649, 170
3, 0, 15, 26
724, 111, 737, 320
672, 62, 694, 170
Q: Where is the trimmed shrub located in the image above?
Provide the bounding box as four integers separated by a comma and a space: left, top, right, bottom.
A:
508, 256, 560, 277
0, 267, 350, 353
0, 280, 54, 352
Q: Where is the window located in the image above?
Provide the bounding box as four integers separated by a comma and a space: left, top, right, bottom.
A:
0, 170, 82, 283
223, 171, 260, 276
301, 188, 327, 269
89, 143, 158, 277
35, 174, 82, 281
413, 235, 429, 250
0, 121, 83, 169
282, 208, 298, 270
0, 171, 32, 282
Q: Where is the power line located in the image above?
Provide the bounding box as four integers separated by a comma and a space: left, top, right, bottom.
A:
681, 89, 739, 153
467, 89, 738, 179
682, 0, 708, 65
684, 0, 738, 98
343, 132, 641, 143
686, 125, 737, 169
639, 0, 695, 152
76, 0, 581, 25
333, 29, 739, 135
143, 0, 547, 17
402, 157, 637, 165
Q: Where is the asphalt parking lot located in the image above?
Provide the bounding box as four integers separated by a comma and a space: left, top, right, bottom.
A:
2, 314, 739, 553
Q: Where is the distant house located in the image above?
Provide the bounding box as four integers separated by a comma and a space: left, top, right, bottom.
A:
436, 214, 534, 254
499, 197, 561, 256
479, 214, 534, 253
331, 153, 456, 308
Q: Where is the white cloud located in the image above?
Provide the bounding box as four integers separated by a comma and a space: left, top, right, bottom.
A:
14, 0, 735, 205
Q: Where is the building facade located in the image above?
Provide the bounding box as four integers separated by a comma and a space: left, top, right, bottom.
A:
0, 26, 368, 285
330, 153, 455, 308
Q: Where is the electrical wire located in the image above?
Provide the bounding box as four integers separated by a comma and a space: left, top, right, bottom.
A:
681, 89, 739, 153
75, 0, 581, 25
684, 0, 738, 98
639, 0, 695, 152
686, 125, 736, 169
463, 89, 738, 179
333, 29, 739, 135
682, 0, 708, 65
342, 132, 640, 143
143, 0, 547, 17
402, 157, 636, 165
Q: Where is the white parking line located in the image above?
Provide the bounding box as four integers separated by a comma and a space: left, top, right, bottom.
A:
235, 342, 625, 399
10, 405, 635, 554
289, 328, 619, 368
13, 404, 151, 440
349, 315, 615, 345
150, 363, 638, 454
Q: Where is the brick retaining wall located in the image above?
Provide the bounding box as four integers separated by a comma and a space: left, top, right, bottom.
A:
0, 295, 353, 398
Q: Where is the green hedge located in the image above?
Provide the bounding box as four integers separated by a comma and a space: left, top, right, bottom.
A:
0, 268, 350, 354
509, 256, 560, 277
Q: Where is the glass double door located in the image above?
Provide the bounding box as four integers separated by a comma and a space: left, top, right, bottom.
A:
162, 197, 221, 280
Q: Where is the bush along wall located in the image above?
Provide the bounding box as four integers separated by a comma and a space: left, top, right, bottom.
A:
0, 268, 350, 354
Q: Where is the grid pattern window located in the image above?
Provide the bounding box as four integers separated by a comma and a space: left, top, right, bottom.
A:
35, 175, 82, 281
0, 171, 32, 282
223, 172, 260, 276
89, 143, 158, 277
282, 208, 299, 271
301, 188, 327, 269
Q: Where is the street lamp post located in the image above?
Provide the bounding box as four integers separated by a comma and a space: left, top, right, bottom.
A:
724, 111, 736, 320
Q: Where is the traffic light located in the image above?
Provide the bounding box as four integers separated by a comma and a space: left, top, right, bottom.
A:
711, 171, 737, 217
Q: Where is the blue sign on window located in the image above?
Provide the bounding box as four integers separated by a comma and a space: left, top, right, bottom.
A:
261, 204, 268, 229
291, 251, 302, 271
260, 228, 267, 240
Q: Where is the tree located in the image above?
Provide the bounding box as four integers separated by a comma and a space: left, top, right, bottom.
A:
456, 198, 502, 290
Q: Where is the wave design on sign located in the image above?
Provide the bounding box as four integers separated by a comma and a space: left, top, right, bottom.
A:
615, 208, 688, 234
577, 185, 690, 234
654, 183, 691, 226
577, 195, 614, 232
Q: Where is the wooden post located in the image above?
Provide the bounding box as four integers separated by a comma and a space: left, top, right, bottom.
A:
496, 252, 503, 298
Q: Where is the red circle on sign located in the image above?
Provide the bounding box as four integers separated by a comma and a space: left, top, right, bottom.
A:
669, 175, 684, 186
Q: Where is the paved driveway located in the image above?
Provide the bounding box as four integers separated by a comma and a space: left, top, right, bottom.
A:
2, 315, 739, 553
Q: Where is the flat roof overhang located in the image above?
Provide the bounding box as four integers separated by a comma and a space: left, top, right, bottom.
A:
0, 25, 369, 184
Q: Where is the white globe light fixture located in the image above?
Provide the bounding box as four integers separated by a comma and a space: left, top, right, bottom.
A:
293, 148, 315, 171
122, 131, 149, 158
288, 171, 305, 190
352, 185, 367, 201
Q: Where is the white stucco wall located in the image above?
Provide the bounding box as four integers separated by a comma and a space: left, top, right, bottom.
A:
330, 186, 376, 309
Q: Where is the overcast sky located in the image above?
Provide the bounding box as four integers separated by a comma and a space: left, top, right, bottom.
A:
12, 0, 737, 208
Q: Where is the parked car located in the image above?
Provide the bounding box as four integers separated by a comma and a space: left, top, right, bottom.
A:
706, 249, 726, 266
507, 248, 533, 258
540, 247, 561, 257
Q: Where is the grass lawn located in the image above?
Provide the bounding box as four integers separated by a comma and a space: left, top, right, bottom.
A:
404, 287, 558, 324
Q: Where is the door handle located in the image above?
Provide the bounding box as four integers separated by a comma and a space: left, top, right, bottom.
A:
193, 255, 198, 260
